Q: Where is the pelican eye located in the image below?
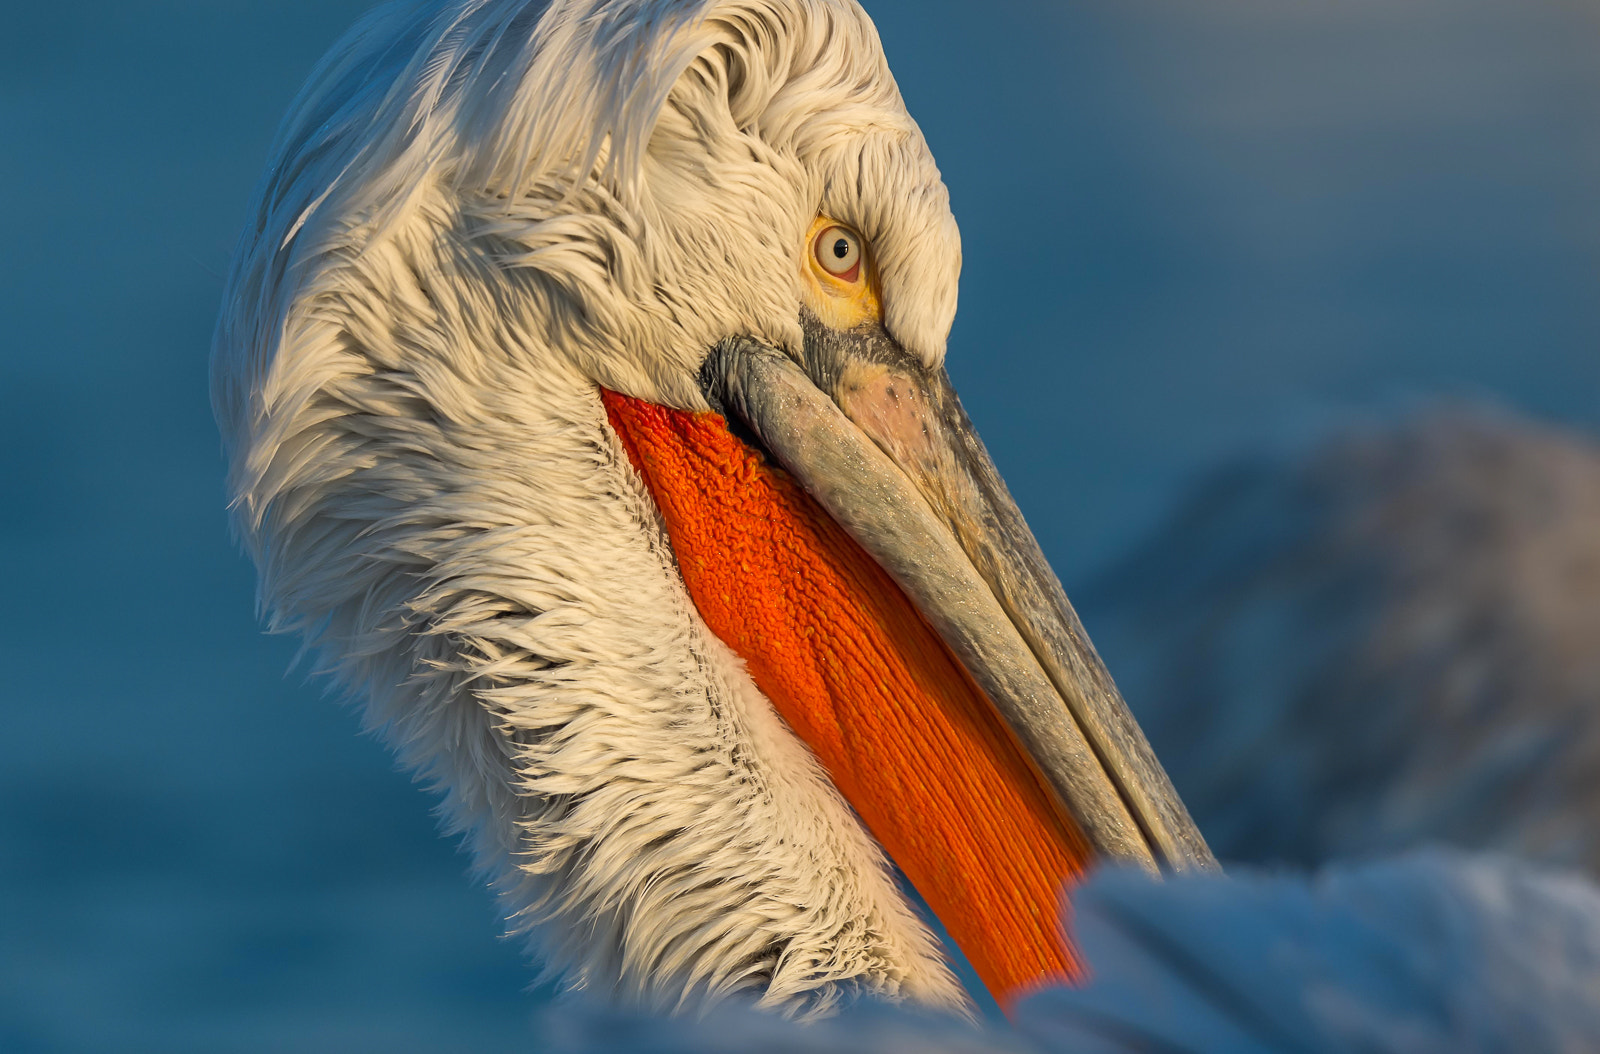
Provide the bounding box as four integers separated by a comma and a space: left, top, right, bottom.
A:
813, 225, 863, 281
801, 216, 879, 328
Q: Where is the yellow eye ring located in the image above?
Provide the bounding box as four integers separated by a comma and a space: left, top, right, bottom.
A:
801, 216, 880, 330
813, 225, 863, 282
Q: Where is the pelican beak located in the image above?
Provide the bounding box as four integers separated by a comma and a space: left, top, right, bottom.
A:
602, 313, 1214, 1007
704, 315, 1214, 873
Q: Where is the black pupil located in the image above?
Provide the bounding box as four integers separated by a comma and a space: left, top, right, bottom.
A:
831, 237, 851, 260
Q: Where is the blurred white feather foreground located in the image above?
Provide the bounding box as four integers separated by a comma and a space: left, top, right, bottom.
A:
542, 851, 1600, 1053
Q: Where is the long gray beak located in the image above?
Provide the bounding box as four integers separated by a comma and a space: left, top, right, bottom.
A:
700, 314, 1216, 875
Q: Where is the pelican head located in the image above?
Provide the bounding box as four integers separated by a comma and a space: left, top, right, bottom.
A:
213, 0, 1211, 1019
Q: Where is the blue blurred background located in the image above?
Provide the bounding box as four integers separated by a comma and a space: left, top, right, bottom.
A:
2, 0, 1597, 1049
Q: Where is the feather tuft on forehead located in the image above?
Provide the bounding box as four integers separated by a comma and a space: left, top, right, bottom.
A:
216, 0, 958, 455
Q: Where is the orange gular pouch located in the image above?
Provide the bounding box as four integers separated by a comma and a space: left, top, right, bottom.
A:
602, 387, 1093, 1008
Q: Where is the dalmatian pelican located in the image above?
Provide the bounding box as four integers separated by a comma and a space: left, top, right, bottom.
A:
212, 0, 1213, 1018
1089, 407, 1600, 874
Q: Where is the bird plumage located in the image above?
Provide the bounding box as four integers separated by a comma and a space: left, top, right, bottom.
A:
213, 0, 973, 1016
1085, 407, 1600, 872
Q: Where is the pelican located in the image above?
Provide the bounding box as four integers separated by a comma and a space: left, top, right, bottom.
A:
212, 0, 1212, 1018
1087, 406, 1600, 873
